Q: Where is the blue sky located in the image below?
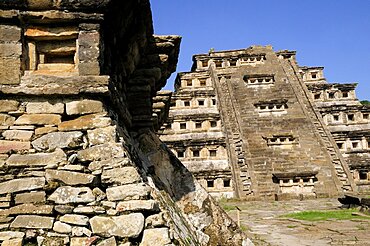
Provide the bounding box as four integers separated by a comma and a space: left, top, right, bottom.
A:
151, 0, 370, 100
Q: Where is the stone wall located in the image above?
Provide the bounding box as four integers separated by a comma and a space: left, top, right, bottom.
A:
0, 1, 250, 245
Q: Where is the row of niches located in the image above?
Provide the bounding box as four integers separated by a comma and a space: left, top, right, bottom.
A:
265, 135, 299, 147
197, 54, 266, 69
24, 26, 99, 76
243, 75, 275, 86
301, 70, 324, 81
180, 77, 210, 88
312, 90, 355, 101
336, 138, 370, 151
171, 98, 217, 108
165, 120, 220, 131
171, 146, 227, 159
254, 101, 288, 115
273, 173, 317, 195
199, 177, 232, 189
323, 112, 370, 125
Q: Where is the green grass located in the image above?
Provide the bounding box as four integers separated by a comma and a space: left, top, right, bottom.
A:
283, 209, 370, 221
221, 204, 236, 212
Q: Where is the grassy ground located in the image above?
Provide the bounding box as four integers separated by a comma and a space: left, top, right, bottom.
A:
283, 209, 370, 221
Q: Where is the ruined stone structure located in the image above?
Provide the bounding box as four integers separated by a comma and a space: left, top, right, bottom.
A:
302, 67, 370, 193
0, 1, 250, 245
160, 46, 370, 200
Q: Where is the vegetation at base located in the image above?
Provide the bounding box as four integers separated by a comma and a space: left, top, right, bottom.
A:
221, 204, 236, 212
283, 209, 370, 221
360, 100, 370, 106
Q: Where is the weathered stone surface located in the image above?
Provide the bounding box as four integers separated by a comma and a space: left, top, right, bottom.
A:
48, 186, 95, 204
14, 114, 61, 125
0, 114, 15, 126
70, 236, 99, 246
90, 213, 144, 238
116, 200, 158, 212
140, 228, 171, 246
96, 237, 116, 246
71, 226, 92, 237
0, 231, 24, 241
0, 204, 53, 216
0, 100, 19, 112
46, 169, 96, 186
32, 131, 83, 151
66, 100, 104, 115
10, 215, 54, 229
58, 113, 111, 131
53, 221, 72, 234
77, 143, 126, 162
73, 206, 105, 214
0, 75, 109, 95
6, 149, 66, 167
1, 238, 22, 246
88, 157, 130, 171
0, 140, 30, 153
59, 214, 89, 226
14, 191, 46, 204
26, 102, 64, 114
2, 130, 33, 141
0, 177, 45, 195
101, 167, 141, 185
87, 126, 116, 146
34, 126, 57, 136
106, 183, 150, 201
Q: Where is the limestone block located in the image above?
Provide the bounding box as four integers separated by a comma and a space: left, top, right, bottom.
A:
0, 100, 19, 112
6, 149, 66, 167
0, 44, 21, 58
53, 221, 72, 234
0, 177, 45, 195
106, 183, 150, 201
54, 205, 74, 214
1, 238, 22, 246
58, 113, 111, 131
0, 114, 15, 126
0, 25, 21, 42
35, 126, 57, 135
139, 228, 171, 246
0, 58, 21, 85
70, 237, 99, 246
116, 200, 158, 212
88, 157, 131, 171
78, 62, 100, 76
71, 226, 92, 237
66, 100, 103, 115
14, 191, 46, 204
26, 102, 64, 114
77, 143, 126, 162
10, 215, 54, 229
25, 26, 78, 38
48, 186, 95, 204
0, 231, 24, 241
78, 31, 100, 62
101, 167, 141, 185
2, 130, 33, 141
97, 237, 116, 246
59, 214, 89, 226
32, 131, 83, 151
14, 114, 61, 126
45, 169, 96, 186
87, 126, 116, 146
0, 204, 53, 216
0, 140, 31, 154
90, 213, 144, 238
73, 206, 105, 215
145, 213, 166, 228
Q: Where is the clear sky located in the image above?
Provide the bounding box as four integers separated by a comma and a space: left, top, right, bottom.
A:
151, 0, 370, 100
